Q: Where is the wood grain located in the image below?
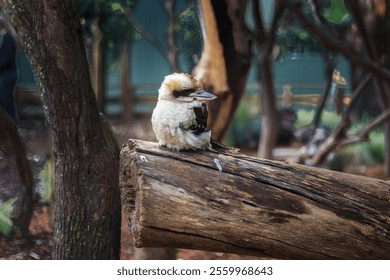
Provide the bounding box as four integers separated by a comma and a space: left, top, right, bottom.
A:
120, 139, 390, 259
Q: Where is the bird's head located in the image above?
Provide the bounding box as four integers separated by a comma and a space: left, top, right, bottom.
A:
158, 73, 217, 102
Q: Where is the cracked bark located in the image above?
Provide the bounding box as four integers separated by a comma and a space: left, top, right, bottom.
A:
120, 139, 390, 259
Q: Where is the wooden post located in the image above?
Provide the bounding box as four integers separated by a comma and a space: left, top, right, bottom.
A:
120, 139, 390, 259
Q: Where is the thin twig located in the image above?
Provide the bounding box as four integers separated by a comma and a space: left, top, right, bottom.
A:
251, 0, 284, 52
311, 74, 372, 166
340, 108, 390, 146
310, 50, 335, 129
343, 74, 373, 116
306, 1, 337, 136
124, 9, 168, 62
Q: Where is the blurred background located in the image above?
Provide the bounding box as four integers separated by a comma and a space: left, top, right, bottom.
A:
1, 0, 390, 259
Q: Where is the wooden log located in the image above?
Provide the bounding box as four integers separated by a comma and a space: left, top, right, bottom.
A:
119, 139, 390, 259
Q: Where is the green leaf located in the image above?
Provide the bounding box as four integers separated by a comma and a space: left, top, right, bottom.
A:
0, 198, 17, 236
39, 160, 53, 203
111, 3, 124, 13
325, 0, 349, 24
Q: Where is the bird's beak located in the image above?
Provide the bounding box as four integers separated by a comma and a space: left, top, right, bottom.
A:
192, 91, 217, 100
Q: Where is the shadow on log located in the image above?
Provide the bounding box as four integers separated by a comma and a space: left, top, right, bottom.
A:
119, 139, 390, 259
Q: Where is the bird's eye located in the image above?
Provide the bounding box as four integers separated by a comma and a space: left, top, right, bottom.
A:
172, 88, 194, 98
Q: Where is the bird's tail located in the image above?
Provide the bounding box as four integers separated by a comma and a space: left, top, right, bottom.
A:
210, 139, 240, 154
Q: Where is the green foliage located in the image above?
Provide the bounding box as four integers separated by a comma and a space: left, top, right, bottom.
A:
76, 0, 136, 49
0, 198, 17, 236
175, 6, 202, 64
325, 116, 385, 170
327, 150, 352, 171
328, 130, 384, 171
227, 97, 260, 149
39, 160, 53, 203
321, 110, 342, 129
346, 121, 385, 165
366, 131, 385, 162
277, 0, 350, 55
324, 0, 349, 24
277, 23, 321, 54
111, 2, 125, 13
295, 109, 314, 128
296, 109, 384, 168
295, 109, 341, 129
277, 3, 323, 54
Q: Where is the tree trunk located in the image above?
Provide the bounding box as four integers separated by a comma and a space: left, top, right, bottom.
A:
252, 0, 283, 159
163, 0, 180, 73
256, 53, 278, 159
193, 0, 252, 141
2, 1, 121, 259
90, 19, 106, 113
120, 139, 390, 259
119, 42, 134, 121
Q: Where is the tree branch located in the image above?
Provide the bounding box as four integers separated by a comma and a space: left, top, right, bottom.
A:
311, 74, 372, 166
344, 0, 377, 59
162, 0, 180, 72
285, 0, 390, 81
344, 0, 390, 106
309, 0, 339, 37
340, 108, 390, 147
124, 9, 168, 64
310, 51, 335, 130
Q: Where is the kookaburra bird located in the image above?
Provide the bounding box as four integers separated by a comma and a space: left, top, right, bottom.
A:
151, 73, 217, 151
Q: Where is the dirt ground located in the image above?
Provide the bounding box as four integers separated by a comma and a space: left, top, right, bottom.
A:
0, 118, 387, 259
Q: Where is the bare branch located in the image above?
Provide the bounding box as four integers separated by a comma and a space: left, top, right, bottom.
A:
252, 0, 285, 158
267, 0, 284, 53
343, 1, 390, 105
340, 109, 390, 147
311, 74, 373, 166
310, 52, 335, 130
162, 0, 180, 72
251, 0, 266, 46
252, 0, 284, 53
344, 0, 377, 59
343, 74, 373, 116
309, 0, 339, 37
285, 0, 390, 81
124, 9, 168, 63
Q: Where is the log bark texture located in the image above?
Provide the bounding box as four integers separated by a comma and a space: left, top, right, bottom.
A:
120, 139, 390, 259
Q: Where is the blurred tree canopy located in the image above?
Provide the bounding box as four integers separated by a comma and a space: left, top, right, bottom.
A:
75, 0, 202, 69
75, 0, 136, 53
174, 5, 203, 65
276, 0, 350, 56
